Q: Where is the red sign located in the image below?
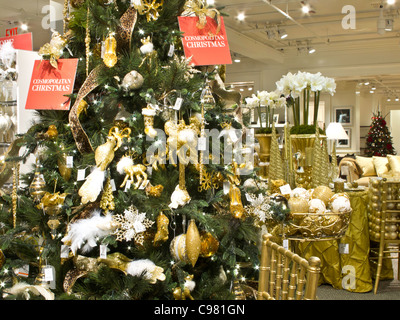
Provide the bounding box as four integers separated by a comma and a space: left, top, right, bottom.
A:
25, 59, 79, 110
178, 16, 232, 66
0, 33, 33, 51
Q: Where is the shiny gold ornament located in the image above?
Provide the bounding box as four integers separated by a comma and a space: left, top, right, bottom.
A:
153, 212, 169, 246
229, 184, 245, 219
100, 177, 115, 213
76, 99, 88, 118
145, 183, 164, 197
45, 125, 58, 140
103, 34, 118, 68
37, 191, 67, 239
29, 170, 46, 203
288, 196, 309, 213
186, 219, 201, 267
200, 231, 219, 258
57, 152, 72, 181
138, 0, 164, 22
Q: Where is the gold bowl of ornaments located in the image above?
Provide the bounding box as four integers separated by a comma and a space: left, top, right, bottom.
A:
285, 186, 352, 241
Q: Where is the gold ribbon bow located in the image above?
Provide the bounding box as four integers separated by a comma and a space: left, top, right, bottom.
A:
108, 127, 131, 151
183, 0, 221, 35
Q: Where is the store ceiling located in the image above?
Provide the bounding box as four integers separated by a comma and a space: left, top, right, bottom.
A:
0, 0, 399, 96
218, 0, 400, 96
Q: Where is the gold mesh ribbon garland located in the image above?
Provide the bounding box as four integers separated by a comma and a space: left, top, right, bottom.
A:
12, 162, 19, 228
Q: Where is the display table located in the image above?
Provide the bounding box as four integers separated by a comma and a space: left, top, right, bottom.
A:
294, 190, 393, 293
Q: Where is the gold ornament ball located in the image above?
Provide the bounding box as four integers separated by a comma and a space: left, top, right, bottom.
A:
200, 231, 219, 258
170, 234, 188, 263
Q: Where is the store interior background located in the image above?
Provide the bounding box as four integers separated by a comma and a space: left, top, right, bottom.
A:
1, 0, 400, 155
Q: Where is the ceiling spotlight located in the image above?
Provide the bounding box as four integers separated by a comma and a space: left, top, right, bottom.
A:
364, 81, 370, 85
308, 47, 316, 54
372, 86, 376, 90
387, 97, 392, 101
234, 58, 241, 63
278, 29, 288, 39
387, 0, 396, 5
370, 90, 375, 93
20, 23, 28, 31
396, 97, 400, 101
237, 13, 245, 21
385, 19, 394, 31
206, 0, 215, 5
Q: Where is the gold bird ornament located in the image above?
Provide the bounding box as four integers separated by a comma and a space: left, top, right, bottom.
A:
79, 126, 131, 204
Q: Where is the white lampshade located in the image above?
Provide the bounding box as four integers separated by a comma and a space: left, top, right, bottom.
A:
326, 122, 349, 140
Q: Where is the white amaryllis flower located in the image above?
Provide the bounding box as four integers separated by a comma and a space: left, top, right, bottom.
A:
244, 94, 260, 109
321, 77, 336, 95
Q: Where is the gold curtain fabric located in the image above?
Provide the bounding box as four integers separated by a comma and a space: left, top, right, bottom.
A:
296, 190, 393, 293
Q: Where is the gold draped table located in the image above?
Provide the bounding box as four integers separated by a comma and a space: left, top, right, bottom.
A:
293, 190, 393, 293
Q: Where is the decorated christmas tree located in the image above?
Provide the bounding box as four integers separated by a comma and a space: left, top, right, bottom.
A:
365, 111, 396, 157
0, 0, 261, 300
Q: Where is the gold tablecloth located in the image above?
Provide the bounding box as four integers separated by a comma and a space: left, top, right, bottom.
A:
296, 190, 393, 293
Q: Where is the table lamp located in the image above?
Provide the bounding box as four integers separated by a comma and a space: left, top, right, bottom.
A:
326, 122, 349, 180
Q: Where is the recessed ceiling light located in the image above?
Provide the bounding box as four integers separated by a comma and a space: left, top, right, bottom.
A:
20, 23, 28, 31
387, 0, 396, 5
308, 47, 316, 54
237, 13, 245, 21
396, 97, 400, 101
302, 4, 310, 14
234, 58, 241, 63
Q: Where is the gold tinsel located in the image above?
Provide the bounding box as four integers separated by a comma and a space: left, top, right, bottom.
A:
85, 7, 91, 76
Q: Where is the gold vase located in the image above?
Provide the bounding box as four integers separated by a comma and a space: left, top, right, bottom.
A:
255, 133, 272, 180
290, 134, 316, 168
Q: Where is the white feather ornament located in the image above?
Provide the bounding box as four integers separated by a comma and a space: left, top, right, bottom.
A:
0, 41, 16, 69
62, 210, 117, 255
126, 259, 166, 283
5, 282, 54, 300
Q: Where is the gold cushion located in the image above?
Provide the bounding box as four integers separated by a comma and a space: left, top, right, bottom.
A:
356, 156, 376, 177
372, 156, 389, 177
388, 155, 400, 174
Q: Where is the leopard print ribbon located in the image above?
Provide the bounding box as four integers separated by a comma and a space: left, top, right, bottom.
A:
69, 7, 138, 154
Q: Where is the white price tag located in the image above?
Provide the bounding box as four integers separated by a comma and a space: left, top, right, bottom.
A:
100, 245, 107, 259
138, 179, 149, 190
77, 169, 86, 181
198, 137, 207, 151
339, 243, 349, 254
223, 181, 230, 194
168, 44, 175, 57
101, 41, 105, 58
66, 156, 74, 168
44, 266, 54, 282
280, 184, 292, 195
60, 245, 70, 258
173, 97, 183, 110
124, 180, 132, 192
283, 239, 289, 250
15, 265, 29, 278
110, 179, 116, 191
